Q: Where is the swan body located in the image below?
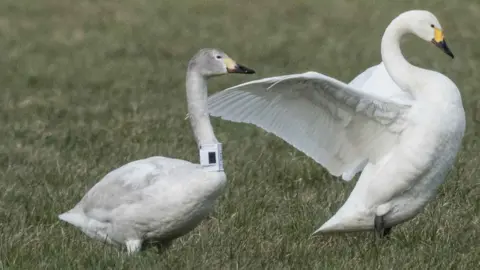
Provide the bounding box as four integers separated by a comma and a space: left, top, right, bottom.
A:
59, 157, 225, 248
207, 10, 465, 236
59, 49, 255, 253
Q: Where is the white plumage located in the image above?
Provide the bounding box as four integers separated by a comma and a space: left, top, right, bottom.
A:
208, 70, 410, 178
59, 157, 225, 250
59, 48, 255, 253
207, 10, 466, 236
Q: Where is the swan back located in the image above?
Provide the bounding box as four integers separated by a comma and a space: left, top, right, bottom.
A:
350, 63, 413, 105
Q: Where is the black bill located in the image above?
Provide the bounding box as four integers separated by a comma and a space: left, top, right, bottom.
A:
432, 39, 454, 59
227, 64, 256, 74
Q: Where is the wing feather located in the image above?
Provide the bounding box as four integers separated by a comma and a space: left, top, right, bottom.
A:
208, 71, 412, 180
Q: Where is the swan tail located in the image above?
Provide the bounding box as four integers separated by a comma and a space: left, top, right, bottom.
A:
312, 208, 374, 235
58, 208, 88, 228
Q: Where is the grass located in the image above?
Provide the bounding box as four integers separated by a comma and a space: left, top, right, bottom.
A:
0, 0, 479, 269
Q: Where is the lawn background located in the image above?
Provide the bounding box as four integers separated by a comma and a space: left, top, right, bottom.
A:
0, 0, 479, 269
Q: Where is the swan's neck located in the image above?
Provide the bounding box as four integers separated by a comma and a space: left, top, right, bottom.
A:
186, 69, 223, 171
381, 17, 423, 95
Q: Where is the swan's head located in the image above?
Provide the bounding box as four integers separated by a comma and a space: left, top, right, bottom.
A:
403, 10, 454, 58
188, 48, 255, 77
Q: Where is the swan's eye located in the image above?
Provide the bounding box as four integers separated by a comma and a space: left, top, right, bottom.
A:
216, 55, 222, 59
430, 24, 435, 28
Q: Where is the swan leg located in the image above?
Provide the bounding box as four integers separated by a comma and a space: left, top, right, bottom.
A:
154, 240, 173, 254
374, 215, 393, 238
125, 239, 142, 254
383, 227, 392, 237
143, 239, 173, 253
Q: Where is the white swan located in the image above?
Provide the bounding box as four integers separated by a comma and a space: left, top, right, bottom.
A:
58, 48, 255, 253
207, 10, 465, 237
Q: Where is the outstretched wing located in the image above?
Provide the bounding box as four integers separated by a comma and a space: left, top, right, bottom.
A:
208, 71, 413, 180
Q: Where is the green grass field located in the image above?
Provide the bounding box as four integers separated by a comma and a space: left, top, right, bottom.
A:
0, 0, 479, 269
